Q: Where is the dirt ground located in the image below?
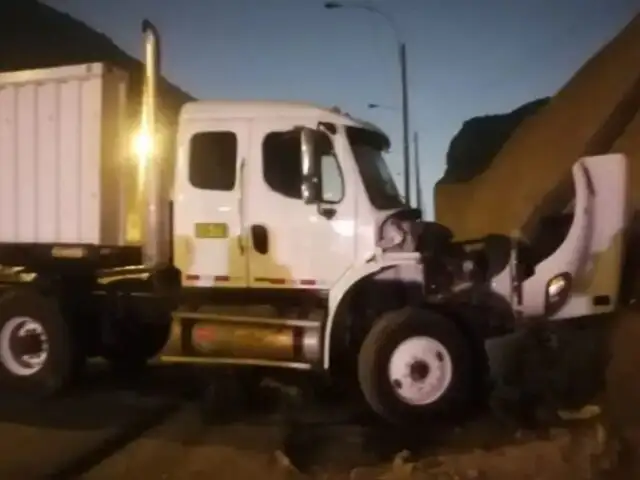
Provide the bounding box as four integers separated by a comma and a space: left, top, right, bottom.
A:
601, 305, 640, 477
79, 399, 612, 480
0, 308, 638, 479
0, 364, 200, 479
79, 307, 640, 480
75, 374, 619, 480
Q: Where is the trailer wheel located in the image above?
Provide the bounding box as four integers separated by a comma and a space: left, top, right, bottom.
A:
358, 308, 474, 425
103, 319, 171, 375
0, 291, 76, 397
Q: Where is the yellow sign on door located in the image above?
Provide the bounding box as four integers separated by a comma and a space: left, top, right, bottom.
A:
194, 222, 229, 239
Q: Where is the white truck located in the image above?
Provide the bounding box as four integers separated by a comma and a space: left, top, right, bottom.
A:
0, 21, 629, 425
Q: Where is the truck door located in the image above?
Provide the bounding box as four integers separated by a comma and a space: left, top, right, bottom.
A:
173, 119, 250, 288
243, 119, 356, 289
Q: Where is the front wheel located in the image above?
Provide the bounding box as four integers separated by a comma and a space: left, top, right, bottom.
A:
358, 308, 476, 426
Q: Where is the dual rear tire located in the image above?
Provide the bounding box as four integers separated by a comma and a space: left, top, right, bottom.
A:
0, 290, 77, 397
0, 289, 170, 397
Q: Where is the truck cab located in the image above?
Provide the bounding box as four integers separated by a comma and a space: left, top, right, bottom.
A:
172, 101, 405, 292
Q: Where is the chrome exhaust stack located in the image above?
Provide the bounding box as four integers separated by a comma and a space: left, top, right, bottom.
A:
140, 19, 170, 268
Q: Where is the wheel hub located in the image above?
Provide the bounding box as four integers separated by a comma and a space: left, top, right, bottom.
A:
409, 360, 430, 382
10, 330, 44, 356
387, 336, 453, 406
0, 317, 50, 376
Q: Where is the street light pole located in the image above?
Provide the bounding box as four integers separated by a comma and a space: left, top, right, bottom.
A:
413, 131, 423, 214
399, 42, 410, 207
367, 103, 396, 111
325, 1, 411, 206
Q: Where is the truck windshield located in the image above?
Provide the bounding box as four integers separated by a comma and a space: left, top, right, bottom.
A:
346, 126, 405, 210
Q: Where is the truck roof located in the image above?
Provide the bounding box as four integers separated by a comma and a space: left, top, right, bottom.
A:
180, 100, 387, 136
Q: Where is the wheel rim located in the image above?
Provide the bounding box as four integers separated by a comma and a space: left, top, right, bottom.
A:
387, 336, 453, 406
0, 316, 50, 376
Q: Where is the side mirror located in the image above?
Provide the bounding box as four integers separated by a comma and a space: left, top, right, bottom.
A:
300, 128, 320, 204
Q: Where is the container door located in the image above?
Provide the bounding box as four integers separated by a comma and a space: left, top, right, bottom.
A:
173, 119, 250, 288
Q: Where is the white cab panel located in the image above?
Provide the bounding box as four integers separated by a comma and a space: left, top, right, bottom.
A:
491, 154, 628, 319
173, 119, 249, 287
244, 119, 357, 289
550, 153, 628, 319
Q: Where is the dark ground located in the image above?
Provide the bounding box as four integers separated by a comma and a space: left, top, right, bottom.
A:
0, 349, 624, 480
0, 304, 637, 479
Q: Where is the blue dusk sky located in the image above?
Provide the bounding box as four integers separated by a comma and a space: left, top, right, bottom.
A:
46, 0, 638, 216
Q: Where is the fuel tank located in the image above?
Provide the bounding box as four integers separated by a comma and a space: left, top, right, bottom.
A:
159, 311, 323, 369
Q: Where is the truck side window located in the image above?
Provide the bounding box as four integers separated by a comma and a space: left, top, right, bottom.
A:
263, 130, 342, 202
189, 131, 237, 191
263, 131, 303, 199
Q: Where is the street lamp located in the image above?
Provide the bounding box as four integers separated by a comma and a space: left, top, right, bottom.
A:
367, 103, 396, 111
325, 1, 411, 207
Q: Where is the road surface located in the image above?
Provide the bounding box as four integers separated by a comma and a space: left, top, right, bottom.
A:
0, 361, 615, 479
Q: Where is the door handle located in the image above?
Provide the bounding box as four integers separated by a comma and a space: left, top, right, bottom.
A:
237, 234, 245, 255
317, 205, 337, 220
237, 157, 246, 255
250, 224, 269, 255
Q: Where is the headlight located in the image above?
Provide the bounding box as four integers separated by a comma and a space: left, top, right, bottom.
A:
378, 218, 407, 250
545, 272, 572, 315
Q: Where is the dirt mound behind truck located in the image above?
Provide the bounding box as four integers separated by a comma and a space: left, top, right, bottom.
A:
435, 14, 640, 241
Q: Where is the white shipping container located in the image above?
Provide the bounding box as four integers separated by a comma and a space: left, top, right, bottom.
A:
0, 63, 133, 246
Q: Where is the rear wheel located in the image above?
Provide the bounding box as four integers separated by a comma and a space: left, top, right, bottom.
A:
0, 290, 80, 397
358, 307, 476, 425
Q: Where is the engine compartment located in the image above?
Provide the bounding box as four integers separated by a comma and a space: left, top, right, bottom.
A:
413, 221, 537, 299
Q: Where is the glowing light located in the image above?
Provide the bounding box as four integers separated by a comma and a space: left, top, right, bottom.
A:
132, 127, 154, 159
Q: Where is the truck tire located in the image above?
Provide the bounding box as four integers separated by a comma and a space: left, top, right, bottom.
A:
0, 290, 78, 397
103, 320, 171, 376
358, 307, 474, 425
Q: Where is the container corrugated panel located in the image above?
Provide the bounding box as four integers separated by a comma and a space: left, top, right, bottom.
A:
0, 62, 131, 246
